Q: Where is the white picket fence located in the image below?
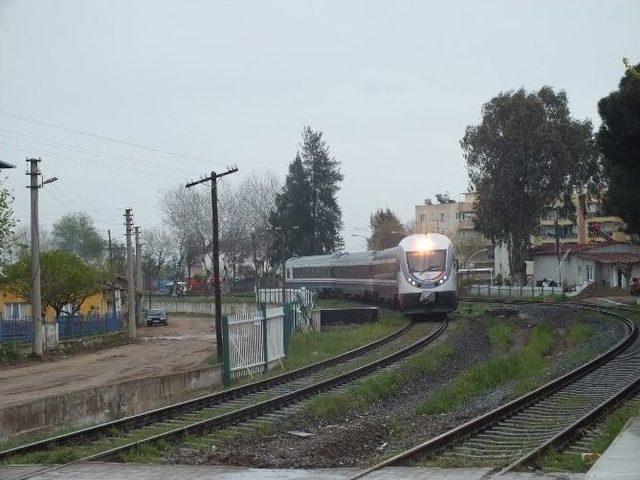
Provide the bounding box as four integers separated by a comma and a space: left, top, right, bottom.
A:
224, 307, 287, 382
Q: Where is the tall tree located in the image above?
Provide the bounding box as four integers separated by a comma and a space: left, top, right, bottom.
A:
0, 178, 17, 265
270, 127, 344, 266
269, 155, 312, 263
598, 61, 640, 236
52, 213, 106, 262
367, 208, 405, 250
461, 87, 600, 283
300, 126, 344, 253
0, 251, 102, 317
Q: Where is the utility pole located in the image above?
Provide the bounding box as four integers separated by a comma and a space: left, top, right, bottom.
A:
554, 209, 562, 286
135, 226, 144, 326
124, 209, 136, 338
27, 158, 43, 356
108, 229, 117, 318
26, 158, 58, 355
186, 166, 238, 361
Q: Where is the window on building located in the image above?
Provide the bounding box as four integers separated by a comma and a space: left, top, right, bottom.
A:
586, 265, 594, 282
4, 303, 29, 320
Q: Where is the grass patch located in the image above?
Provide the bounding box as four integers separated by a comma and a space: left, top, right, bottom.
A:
301, 338, 458, 423
0, 342, 26, 365
281, 312, 408, 371
417, 325, 555, 415
487, 321, 514, 352
568, 322, 595, 346
119, 439, 173, 463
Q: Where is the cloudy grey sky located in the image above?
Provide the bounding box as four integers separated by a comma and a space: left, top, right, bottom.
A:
1, 0, 638, 251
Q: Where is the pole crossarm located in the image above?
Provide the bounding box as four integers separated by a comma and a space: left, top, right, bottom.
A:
185, 166, 238, 188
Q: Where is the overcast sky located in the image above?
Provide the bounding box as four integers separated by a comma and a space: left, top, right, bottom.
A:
1, 0, 638, 251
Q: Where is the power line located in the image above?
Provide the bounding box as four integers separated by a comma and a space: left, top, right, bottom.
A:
0, 130, 202, 177
0, 139, 187, 178
0, 109, 217, 166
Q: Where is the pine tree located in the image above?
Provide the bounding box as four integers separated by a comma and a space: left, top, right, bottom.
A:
299, 126, 344, 253
269, 127, 344, 263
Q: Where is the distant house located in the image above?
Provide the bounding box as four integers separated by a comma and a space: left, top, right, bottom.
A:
0, 287, 122, 321
530, 242, 640, 289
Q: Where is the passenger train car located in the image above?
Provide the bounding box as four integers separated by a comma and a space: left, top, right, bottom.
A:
285, 233, 457, 314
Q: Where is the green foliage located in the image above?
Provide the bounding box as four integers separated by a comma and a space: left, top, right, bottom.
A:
462, 87, 600, 282
568, 322, 595, 346
282, 313, 407, 371
435, 193, 456, 204
301, 341, 456, 422
0, 342, 25, 364
52, 213, 106, 262
367, 207, 405, 251
598, 61, 640, 235
417, 325, 555, 415
487, 321, 514, 352
0, 251, 102, 317
0, 178, 16, 264
269, 127, 343, 262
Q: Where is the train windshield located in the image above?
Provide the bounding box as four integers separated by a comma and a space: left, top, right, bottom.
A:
406, 250, 446, 275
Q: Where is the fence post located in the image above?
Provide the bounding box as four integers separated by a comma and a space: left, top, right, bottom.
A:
520, 284, 523, 299
283, 302, 291, 355
221, 315, 231, 386
261, 303, 268, 373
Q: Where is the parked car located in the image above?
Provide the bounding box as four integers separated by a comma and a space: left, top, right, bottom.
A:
146, 308, 168, 326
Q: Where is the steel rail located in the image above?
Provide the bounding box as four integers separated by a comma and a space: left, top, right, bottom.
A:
9, 318, 448, 480
350, 299, 638, 479
0, 318, 413, 461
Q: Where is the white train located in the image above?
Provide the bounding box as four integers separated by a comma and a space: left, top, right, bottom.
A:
285, 233, 457, 314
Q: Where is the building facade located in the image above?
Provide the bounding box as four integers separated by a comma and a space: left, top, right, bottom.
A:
415, 193, 493, 271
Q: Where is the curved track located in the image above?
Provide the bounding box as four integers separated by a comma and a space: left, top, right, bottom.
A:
2, 316, 448, 479
352, 300, 640, 479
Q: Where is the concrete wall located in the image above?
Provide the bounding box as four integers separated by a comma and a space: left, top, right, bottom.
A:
0, 365, 222, 441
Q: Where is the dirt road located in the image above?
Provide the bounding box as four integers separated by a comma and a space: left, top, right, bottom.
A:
0, 315, 216, 409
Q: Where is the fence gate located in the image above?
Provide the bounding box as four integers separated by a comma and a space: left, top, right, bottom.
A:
221, 305, 289, 385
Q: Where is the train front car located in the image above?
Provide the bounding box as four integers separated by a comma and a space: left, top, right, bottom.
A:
397, 233, 457, 314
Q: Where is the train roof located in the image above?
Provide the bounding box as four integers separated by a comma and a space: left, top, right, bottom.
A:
286, 247, 397, 267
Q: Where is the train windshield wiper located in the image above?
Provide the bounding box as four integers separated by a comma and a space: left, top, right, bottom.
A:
418, 266, 443, 274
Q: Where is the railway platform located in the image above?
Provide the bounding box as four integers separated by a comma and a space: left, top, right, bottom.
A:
0, 464, 584, 480
585, 417, 640, 480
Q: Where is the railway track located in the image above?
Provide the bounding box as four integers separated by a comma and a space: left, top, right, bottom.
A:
1, 316, 447, 477
352, 300, 640, 479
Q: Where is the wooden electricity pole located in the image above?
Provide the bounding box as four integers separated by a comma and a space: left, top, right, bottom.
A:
186, 166, 238, 361
124, 209, 136, 338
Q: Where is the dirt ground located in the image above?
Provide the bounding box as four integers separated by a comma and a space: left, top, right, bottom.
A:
0, 315, 216, 409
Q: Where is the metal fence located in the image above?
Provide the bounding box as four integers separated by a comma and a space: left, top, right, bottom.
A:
148, 298, 266, 316
221, 305, 291, 384
0, 312, 123, 345
256, 288, 315, 306
466, 283, 566, 299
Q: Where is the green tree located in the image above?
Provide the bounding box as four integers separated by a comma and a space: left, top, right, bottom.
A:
598, 61, 640, 236
269, 154, 312, 262
0, 251, 102, 317
435, 193, 456, 204
367, 208, 405, 250
0, 178, 16, 264
52, 213, 106, 262
269, 127, 344, 263
300, 126, 344, 254
461, 86, 600, 283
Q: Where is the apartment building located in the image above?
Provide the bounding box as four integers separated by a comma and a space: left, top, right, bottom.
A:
414, 192, 493, 270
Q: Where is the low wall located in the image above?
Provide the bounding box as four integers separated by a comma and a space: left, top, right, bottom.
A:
0, 364, 222, 441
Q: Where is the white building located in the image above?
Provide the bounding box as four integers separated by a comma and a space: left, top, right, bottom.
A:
530, 242, 640, 289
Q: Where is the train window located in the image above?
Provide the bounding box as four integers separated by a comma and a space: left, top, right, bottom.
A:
406, 250, 446, 274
